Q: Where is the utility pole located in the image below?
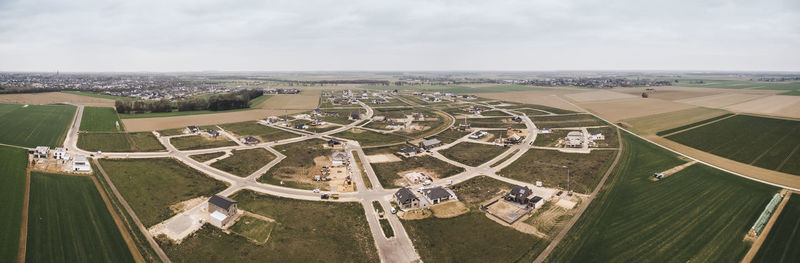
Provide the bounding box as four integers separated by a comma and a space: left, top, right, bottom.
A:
564, 165, 571, 194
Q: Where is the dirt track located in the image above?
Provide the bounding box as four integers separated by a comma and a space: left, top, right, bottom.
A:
742, 191, 792, 263
16, 169, 30, 263
0, 92, 115, 107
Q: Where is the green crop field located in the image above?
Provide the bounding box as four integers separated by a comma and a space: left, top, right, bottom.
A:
219, 121, 300, 142
80, 106, 124, 131
753, 196, 800, 263
78, 132, 165, 152
211, 148, 276, 177
547, 134, 778, 262
170, 135, 237, 150
98, 158, 227, 226
499, 149, 616, 194
159, 190, 378, 262
0, 146, 27, 260
665, 115, 800, 175
371, 155, 464, 188
0, 103, 76, 147
655, 113, 734, 136
26, 172, 134, 263
439, 142, 507, 166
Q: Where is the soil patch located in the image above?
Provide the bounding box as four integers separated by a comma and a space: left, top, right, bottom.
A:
431, 201, 469, 218
366, 154, 401, 163
0, 92, 115, 107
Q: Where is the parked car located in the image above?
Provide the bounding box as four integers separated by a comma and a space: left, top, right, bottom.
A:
313, 188, 320, 193
321, 194, 330, 199
391, 207, 397, 214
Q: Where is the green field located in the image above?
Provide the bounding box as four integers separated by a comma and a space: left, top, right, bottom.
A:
404, 176, 549, 262
157, 128, 185, 136
170, 135, 237, 150
753, 196, 800, 263
190, 152, 226, 162
666, 115, 800, 175
61, 90, 136, 101
439, 142, 507, 166
248, 94, 273, 107
333, 128, 406, 147
159, 190, 378, 262
371, 155, 464, 188
361, 84, 550, 94
499, 149, 616, 194
80, 106, 124, 131
676, 79, 800, 91
547, 134, 778, 262
26, 172, 134, 263
211, 148, 276, 177
0, 146, 27, 260
434, 128, 470, 144
98, 158, 227, 226
655, 113, 734, 136
0, 104, 76, 147
229, 215, 276, 244
318, 108, 366, 124
78, 132, 165, 152
219, 121, 300, 142
502, 103, 577, 115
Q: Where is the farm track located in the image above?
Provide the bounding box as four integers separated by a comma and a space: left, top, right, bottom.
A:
659, 113, 737, 137
742, 191, 791, 263
16, 169, 30, 263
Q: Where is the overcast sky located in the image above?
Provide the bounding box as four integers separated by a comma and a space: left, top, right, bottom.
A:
1, 0, 798, 72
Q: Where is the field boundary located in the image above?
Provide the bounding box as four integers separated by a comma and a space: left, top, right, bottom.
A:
658, 113, 736, 137
742, 191, 792, 263
86, 173, 146, 263
16, 169, 30, 263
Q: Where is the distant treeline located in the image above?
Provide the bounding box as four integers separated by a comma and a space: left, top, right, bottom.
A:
115, 89, 263, 114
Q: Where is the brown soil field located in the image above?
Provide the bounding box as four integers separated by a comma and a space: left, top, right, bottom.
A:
430, 201, 469, 218
0, 92, 115, 107
676, 93, 766, 108
477, 90, 584, 112
122, 109, 305, 131
565, 90, 636, 102
577, 97, 695, 122
366, 154, 401, 163
256, 89, 321, 110
399, 208, 433, 220
622, 107, 730, 135
724, 95, 800, 119
613, 88, 719, 101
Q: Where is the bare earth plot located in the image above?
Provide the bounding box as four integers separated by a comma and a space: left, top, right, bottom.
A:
613, 87, 720, 101
676, 93, 767, 108
121, 109, 306, 132
477, 89, 584, 113
576, 97, 695, 122
724, 95, 800, 119
0, 92, 115, 107
256, 89, 321, 110
565, 90, 636, 102
622, 107, 730, 135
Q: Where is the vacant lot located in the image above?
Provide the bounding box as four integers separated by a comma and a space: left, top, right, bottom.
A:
212, 148, 276, 177
333, 128, 406, 147
371, 155, 464, 188
666, 115, 800, 175
220, 121, 300, 142
26, 173, 135, 263
435, 128, 470, 144
0, 146, 27, 260
190, 152, 226, 163
532, 114, 606, 128
78, 132, 165, 152
532, 130, 570, 147
753, 195, 800, 263
157, 128, 186, 136
0, 92, 115, 107
440, 142, 507, 167
159, 190, 378, 262
170, 135, 237, 150
259, 139, 331, 190
622, 107, 730, 135
229, 215, 275, 244
256, 89, 321, 110
404, 176, 550, 262
478, 90, 582, 114
98, 158, 227, 226
467, 117, 526, 129
319, 108, 367, 124
80, 106, 124, 132
499, 149, 616, 194
0, 104, 76, 147
547, 134, 778, 262
579, 97, 696, 122
121, 109, 306, 132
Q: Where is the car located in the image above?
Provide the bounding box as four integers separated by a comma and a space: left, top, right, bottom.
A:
391, 207, 397, 214
313, 188, 320, 193
321, 194, 330, 199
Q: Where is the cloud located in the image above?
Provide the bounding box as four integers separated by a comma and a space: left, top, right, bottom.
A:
0, 0, 798, 71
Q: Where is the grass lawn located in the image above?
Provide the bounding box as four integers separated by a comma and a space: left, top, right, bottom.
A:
587, 126, 619, 148
499, 149, 617, 194
547, 134, 778, 262
190, 152, 226, 163
159, 190, 378, 262
211, 148, 276, 177
435, 128, 470, 144
0, 104, 76, 147
98, 158, 227, 227
532, 114, 606, 128
26, 172, 134, 263
753, 196, 800, 263
78, 132, 165, 152
170, 135, 237, 150
0, 146, 27, 260
80, 106, 124, 131
404, 175, 550, 262
229, 215, 276, 244
379, 219, 394, 238
371, 155, 464, 188
439, 142, 507, 167
220, 121, 300, 142
258, 139, 329, 189
666, 115, 800, 175
333, 128, 406, 147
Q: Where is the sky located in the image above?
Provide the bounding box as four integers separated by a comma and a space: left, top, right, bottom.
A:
0, 0, 798, 72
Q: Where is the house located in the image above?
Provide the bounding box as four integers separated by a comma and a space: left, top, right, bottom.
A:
404, 172, 428, 184
566, 131, 583, 141
422, 186, 453, 205
327, 139, 343, 148
511, 116, 523, 122
529, 196, 544, 208
400, 146, 420, 157
349, 111, 361, 120
457, 122, 471, 131
312, 108, 322, 116
33, 146, 49, 158
331, 151, 348, 166
311, 119, 326, 126
372, 115, 386, 122
72, 155, 91, 172
590, 131, 605, 140
265, 116, 282, 124
294, 122, 308, 130
538, 128, 551, 134
412, 112, 425, 121
208, 195, 238, 227
418, 139, 442, 150
506, 185, 533, 204
53, 147, 67, 159
469, 131, 488, 139
505, 133, 522, 144
241, 136, 260, 145
186, 126, 199, 133
394, 187, 420, 209
205, 129, 220, 138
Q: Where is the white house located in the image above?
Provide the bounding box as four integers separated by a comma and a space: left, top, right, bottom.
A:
72, 155, 91, 172
538, 128, 551, 134
53, 147, 67, 159
590, 132, 605, 140
33, 146, 50, 158
331, 151, 348, 166
469, 131, 488, 139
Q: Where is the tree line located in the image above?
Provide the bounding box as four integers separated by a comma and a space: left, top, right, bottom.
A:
115, 89, 264, 114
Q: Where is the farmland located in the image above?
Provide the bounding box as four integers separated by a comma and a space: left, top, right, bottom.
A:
439, 142, 507, 166
499, 149, 617, 194
547, 134, 778, 262
532, 114, 606, 128
621, 107, 730, 136
159, 190, 378, 262
26, 172, 135, 263
655, 113, 734, 136
0, 104, 76, 147
219, 121, 300, 142
170, 135, 237, 150
753, 195, 800, 263
665, 115, 800, 175
78, 132, 166, 152
370, 155, 464, 188
211, 148, 276, 177
0, 146, 27, 260
98, 158, 227, 226
80, 106, 124, 131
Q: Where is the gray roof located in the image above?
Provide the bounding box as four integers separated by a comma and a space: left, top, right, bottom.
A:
420, 139, 442, 147
401, 146, 419, 153
510, 185, 532, 198
423, 186, 452, 200
209, 195, 237, 210
395, 187, 417, 204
